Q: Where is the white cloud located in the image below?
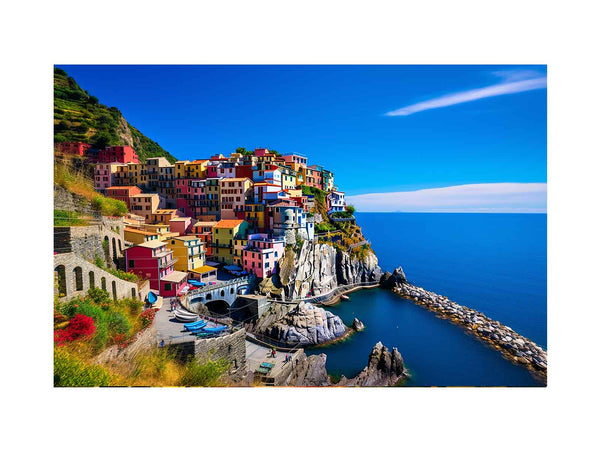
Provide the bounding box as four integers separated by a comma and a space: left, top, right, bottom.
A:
346, 183, 547, 213
385, 72, 547, 117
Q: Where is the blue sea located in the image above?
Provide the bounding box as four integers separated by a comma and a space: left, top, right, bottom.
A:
307, 213, 547, 387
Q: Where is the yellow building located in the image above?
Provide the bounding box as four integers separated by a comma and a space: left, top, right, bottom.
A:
242, 203, 267, 232
166, 236, 206, 272
151, 209, 179, 225
124, 227, 160, 245
279, 168, 297, 190
232, 237, 248, 266
212, 219, 250, 265
175, 161, 190, 179
185, 160, 209, 179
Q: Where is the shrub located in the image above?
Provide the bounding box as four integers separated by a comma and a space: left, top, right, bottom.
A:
107, 311, 131, 337
346, 205, 356, 215
179, 357, 230, 387
87, 287, 111, 305
140, 308, 156, 328
54, 348, 111, 387
54, 314, 96, 345
122, 297, 142, 315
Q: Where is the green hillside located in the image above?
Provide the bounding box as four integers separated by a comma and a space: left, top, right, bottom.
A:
53, 67, 177, 163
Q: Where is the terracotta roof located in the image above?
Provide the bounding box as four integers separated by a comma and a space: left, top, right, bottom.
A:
194, 221, 218, 227
214, 219, 245, 229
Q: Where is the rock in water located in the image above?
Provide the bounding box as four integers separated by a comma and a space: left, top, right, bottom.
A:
339, 342, 406, 387
252, 301, 347, 346
380, 266, 408, 288
352, 317, 365, 331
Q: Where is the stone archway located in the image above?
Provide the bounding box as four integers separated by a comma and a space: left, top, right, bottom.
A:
89, 271, 95, 289
112, 238, 117, 263
103, 236, 110, 264
112, 280, 117, 301
205, 299, 230, 316
101, 277, 107, 291
55, 265, 67, 297
73, 266, 83, 292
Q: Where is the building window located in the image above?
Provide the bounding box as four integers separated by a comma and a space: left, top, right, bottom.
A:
164, 283, 172, 291
129, 260, 135, 268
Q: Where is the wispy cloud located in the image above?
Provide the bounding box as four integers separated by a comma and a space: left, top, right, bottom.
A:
385, 70, 547, 117
346, 183, 547, 213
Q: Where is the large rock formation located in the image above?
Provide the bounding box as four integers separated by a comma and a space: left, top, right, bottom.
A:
284, 352, 331, 386
250, 301, 348, 345
284, 342, 407, 387
338, 342, 406, 387
275, 241, 382, 301
380, 266, 408, 289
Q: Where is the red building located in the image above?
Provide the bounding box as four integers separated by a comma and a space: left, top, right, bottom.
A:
56, 142, 92, 156
125, 241, 176, 291
235, 164, 253, 180
98, 145, 139, 164
104, 186, 142, 209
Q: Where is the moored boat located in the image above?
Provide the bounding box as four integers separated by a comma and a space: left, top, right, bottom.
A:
147, 291, 158, 304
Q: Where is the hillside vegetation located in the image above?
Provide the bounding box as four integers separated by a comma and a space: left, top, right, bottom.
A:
54, 68, 177, 163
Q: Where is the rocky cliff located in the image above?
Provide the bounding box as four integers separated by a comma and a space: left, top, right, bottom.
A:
272, 240, 382, 301
249, 301, 348, 345
337, 341, 406, 387
284, 342, 407, 387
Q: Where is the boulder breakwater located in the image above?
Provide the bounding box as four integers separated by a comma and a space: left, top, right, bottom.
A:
382, 267, 547, 382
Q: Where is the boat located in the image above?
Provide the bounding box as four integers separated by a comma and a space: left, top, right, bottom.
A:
147, 292, 158, 304
174, 311, 200, 322
202, 325, 228, 334
188, 280, 206, 287
340, 294, 350, 300
174, 308, 196, 316
184, 320, 207, 331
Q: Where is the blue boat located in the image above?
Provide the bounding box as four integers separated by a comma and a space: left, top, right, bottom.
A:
202, 325, 228, 334
183, 320, 207, 330
147, 292, 158, 304
188, 280, 206, 287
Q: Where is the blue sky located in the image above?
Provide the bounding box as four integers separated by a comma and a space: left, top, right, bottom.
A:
57, 65, 547, 212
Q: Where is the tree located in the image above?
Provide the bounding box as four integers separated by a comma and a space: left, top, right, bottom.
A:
346, 204, 356, 215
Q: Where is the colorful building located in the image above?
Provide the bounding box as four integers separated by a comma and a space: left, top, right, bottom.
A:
219, 177, 253, 220
192, 220, 217, 258
124, 240, 176, 290
159, 271, 189, 298
56, 142, 92, 156
327, 190, 346, 212
94, 162, 123, 193
212, 219, 250, 265
151, 209, 179, 225
282, 153, 307, 168
166, 235, 206, 272
169, 216, 193, 235
188, 265, 218, 283
104, 186, 142, 209
130, 193, 162, 221
124, 227, 160, 245
242, 234, 286, 279
98, 145, 139, 164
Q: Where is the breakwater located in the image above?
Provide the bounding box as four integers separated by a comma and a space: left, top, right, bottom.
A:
392, 282, 547, 381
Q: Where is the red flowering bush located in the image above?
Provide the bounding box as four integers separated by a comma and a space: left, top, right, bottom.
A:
55, 314, 96, 346
140, 309, 156, 328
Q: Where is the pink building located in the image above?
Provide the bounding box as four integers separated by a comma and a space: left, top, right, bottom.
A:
56, 142, 92, 156
159, 271, 188, 298
98, 145, 139, 164
94, 163, 123, 193
124, 241, 176, 291
282, 153, 307, 167
169, 216, 193, 235
242, 234, 285, 279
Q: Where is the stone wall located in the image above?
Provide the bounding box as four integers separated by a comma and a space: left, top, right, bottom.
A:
54, 220, 126, 269
54, 252, 143, 302
168, 328, 247, 373
54, 184, 95, 215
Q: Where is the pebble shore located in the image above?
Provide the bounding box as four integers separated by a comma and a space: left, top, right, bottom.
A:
393, 283, 547, 382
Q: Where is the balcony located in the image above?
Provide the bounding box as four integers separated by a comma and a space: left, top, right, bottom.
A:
159, 257, 177, 268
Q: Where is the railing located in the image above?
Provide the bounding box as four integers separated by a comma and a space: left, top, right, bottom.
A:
297, 280, 380, 304
348, 240, 369, 250
186, 276, 251, 298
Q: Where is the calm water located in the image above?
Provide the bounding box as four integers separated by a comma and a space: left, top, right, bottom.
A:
307, 213, 547, 387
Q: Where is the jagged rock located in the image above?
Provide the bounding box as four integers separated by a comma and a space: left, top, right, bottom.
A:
284, 352, 331, 386
278, 241, 382, 301
338, 342, 406, 387
380, 266, 407, 288
251, 301, 347, 345
352, 318, 365, 331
